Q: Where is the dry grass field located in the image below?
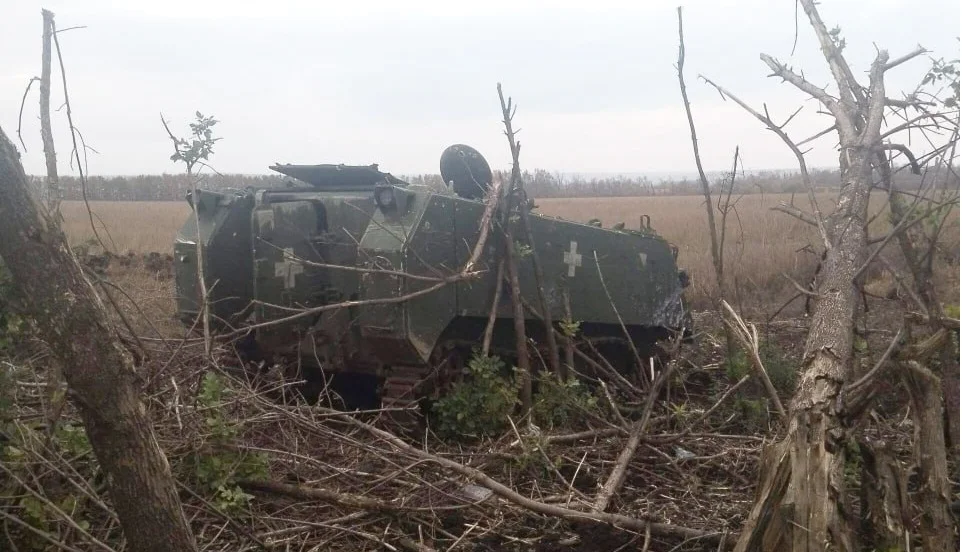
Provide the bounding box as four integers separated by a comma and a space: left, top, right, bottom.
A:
61, 193, 959, 313
61, 200, 192, 254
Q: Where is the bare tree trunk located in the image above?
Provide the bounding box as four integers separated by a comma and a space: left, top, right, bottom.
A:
676, 7, 737, 359
36, 8, 69, 438
0, 127, 197, 552
857, 440, 908, 550
504, 228, 532, 412
771, 148, 873, 552
40, 9, 60, 213
730, 1, 902, 547
676, 7, 722, 292
881, 161, 955, 551
902, 362, 953, 552
737, 145, 876, 552
497, 83, 533, 413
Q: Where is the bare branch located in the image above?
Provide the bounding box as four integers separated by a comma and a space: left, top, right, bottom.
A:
497, 82, 537, 407
797, 124, 838, 147
845, 326, 904, 392
55, 25, 87, 34
779, 105, 805, 129
324, 408, 731, 546
880, 143, 921, 174
760, 53, 847, 126
878, 256, 928, 314
796, 0, 860, 118
16, 77, 39, 151
51, 16, 112, 255
716, 146, 740, 274
886, 97, 937, 109
678, 7, 724, 295
701, 75, 830, 248
592, 360, 676, 513
883, 46, 927, 72
772, 203, 818, 226
862, 51, 893, 144
40, 10, 60, 213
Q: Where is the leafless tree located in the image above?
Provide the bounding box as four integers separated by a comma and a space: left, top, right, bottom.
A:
686, 1, 959, 550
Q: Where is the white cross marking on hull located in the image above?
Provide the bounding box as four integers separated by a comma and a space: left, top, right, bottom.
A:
275, 248, 304, 289
563, 240, 582, 277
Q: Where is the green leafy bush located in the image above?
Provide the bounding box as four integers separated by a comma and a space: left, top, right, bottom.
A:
192, 372, 268, 513
532, 373, 599, 430
432, 354, 519, 438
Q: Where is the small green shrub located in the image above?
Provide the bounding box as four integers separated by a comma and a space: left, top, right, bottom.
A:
54, 423, 92, 457
725, 339, 797, 395
945, 304, 960, 320
532, 373, 599, 430
432, 354, 519, 438
723, 339, 797, 431
558, 318, 580, 338
192, 372, 268, 513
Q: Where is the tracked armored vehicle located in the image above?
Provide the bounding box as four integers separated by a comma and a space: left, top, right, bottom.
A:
174, 146, 690, 409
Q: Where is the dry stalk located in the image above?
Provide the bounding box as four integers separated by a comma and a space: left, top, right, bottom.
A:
720, 300, 786, 420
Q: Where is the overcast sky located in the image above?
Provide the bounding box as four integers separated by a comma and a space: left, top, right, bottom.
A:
2, 0, 958, 177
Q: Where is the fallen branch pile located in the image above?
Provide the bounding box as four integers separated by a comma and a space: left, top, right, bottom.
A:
0, 323, 770, 552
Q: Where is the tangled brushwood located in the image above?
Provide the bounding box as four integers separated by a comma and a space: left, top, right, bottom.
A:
0, 306, 953, 551
0, 320, 761, 552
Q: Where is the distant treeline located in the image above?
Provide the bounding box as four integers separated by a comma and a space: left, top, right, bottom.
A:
31, 164, 958, 202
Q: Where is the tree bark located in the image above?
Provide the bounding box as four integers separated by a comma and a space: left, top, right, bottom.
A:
902, 362, 954, 552
0, 127, 197, 552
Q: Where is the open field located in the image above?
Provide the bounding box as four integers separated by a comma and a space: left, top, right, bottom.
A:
61, 193, 959, 312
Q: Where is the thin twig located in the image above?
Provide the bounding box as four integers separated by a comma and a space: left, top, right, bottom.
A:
16, 77, 40, 151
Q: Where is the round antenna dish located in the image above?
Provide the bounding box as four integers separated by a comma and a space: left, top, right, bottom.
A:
440, 144, 492, 200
